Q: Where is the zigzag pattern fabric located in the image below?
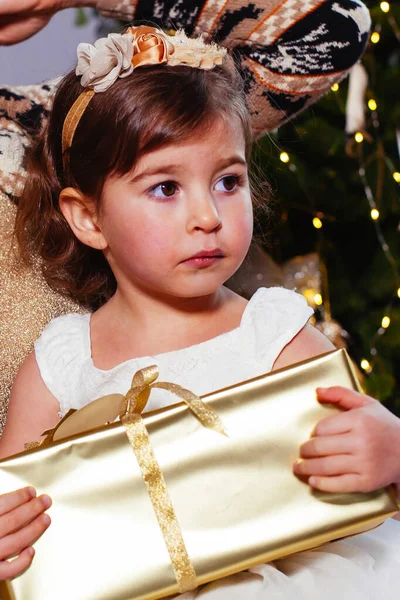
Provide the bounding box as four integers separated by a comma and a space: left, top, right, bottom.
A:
134, 0, 371, 132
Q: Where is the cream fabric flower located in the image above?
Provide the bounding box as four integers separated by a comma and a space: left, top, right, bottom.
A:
76, 33, 134, 93
75, 28, 227, 93
167, 30, 227, 70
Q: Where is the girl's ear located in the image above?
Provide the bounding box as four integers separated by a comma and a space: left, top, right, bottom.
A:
59, 188, 108, 251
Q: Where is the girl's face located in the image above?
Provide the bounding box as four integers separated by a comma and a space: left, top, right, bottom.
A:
98, 118, 253, 300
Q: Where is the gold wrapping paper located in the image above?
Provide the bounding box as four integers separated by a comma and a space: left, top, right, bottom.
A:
0, 349, 398, 600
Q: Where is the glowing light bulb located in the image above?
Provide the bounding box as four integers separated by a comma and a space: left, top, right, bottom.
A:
314, 294, 323, 306
370, 208, 380, 220
371, 32, 380, 44
368, 99, 377, 111
397, 287, 400, 298
312, 217, 323, 229
361, 359, 372, 372
393, 172, 400, 183
303, 289, 315, 303
331, 83, 339, 92
380, 1, 390, 12
381, 316, 391, 328
280, 152, 290, 163
355, 132, 364, 143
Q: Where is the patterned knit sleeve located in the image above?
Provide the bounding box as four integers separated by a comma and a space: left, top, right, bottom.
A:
130, 0, 371, 136
0, 81, 57, 199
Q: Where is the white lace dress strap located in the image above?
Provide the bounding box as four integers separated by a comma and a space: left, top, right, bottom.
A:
240, 287, 314, 371
34, 312, 91, 417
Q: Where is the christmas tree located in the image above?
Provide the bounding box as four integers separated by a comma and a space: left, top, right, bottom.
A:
251, 0, 400, 413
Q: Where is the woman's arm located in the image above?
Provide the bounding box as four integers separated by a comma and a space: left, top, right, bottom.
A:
1, 0, 371, 127
132, 0, 371, 135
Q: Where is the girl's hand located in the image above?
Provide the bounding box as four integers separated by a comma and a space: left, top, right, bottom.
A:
293, 386, 400, 494
0, 487, 51, 579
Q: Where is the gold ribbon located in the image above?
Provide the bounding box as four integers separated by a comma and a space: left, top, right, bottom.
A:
123, 412, 197, 592
26, 365, 226, 593
119, 365, 227, 592
120, 365, 227, 435
24, 409, 77, 450
61, 89, 95, 159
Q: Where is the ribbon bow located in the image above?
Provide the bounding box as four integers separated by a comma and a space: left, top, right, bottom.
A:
27, 365, 226, 449
120, 364, 227, 435
26, 366, 227, 593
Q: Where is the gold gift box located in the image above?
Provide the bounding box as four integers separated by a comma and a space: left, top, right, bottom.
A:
0, 349, 398, 600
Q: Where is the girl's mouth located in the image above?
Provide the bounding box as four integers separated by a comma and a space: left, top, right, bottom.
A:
181, 249, 224, 267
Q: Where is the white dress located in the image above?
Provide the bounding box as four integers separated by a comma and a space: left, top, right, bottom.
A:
35, 287, 400, 599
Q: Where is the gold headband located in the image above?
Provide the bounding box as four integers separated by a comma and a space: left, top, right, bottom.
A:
61, 26, 227, 161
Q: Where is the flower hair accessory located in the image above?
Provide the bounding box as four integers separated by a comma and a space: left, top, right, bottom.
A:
61, 26, 227, 159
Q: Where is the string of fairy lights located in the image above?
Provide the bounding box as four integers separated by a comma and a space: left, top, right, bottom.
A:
277, 0, 400, 376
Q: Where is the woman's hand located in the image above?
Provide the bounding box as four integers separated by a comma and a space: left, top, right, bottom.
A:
0, 0, 96, 45
293, 386, 400, 495
0, 486, 51, 579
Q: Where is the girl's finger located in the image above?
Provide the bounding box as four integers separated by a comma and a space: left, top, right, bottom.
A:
0, 495, 51, 538
0, 488, 36, 517
0, 513, 51, 561
300, 434, 356, 458
308, 474, 365, 494
313, 409, 355, 437
317, 386, 374, 410
293, 455, 357, 477
0, 546, 35, 580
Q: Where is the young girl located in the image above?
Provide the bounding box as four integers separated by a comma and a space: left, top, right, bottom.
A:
1, 25, 400, 597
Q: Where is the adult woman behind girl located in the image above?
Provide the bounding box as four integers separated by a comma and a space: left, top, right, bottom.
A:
0, 24, 399, 597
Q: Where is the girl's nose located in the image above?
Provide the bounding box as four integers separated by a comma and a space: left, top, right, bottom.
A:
187, 195, 222, 233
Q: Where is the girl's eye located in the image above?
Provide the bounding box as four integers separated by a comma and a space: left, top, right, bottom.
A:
148, 181, 178, 199
215, 175, 239, 193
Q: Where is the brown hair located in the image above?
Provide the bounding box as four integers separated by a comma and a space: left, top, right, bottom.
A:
15, 57, 255, 309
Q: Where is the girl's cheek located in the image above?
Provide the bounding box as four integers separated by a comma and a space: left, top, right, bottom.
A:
237, 203, 253, 239
128, 223, 173, 257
